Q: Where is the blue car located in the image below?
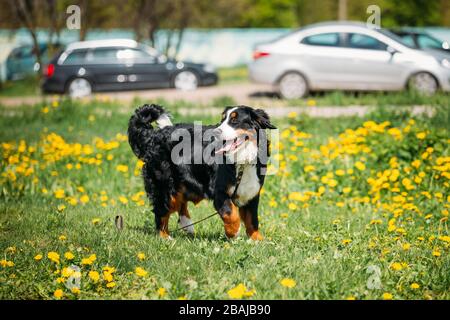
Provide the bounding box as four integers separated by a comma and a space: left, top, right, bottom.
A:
6, 43, 61, 80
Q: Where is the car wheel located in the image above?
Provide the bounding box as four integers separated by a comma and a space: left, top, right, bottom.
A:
278, 72, 308, 99
409, 72, 438, 95
174, 71, 198, 91
67, 78, 92, 98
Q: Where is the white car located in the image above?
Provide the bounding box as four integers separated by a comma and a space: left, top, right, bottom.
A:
248, 21, 450, 99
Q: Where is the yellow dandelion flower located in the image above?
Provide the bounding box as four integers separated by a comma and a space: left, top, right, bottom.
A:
47, 252, 60, 264
64, 252, 75, 260
157, 287, 166, 297
280, 278, 296, 288
382, 292, 393, 300
137, 253, 146, 261
89, 270, 100, 282
135, 267, 148, 277
410, 283, 420, 289
53, 289, 64, 299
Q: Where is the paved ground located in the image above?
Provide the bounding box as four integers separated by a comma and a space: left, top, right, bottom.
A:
0, 82, 435, 118
0, 83, 277, 106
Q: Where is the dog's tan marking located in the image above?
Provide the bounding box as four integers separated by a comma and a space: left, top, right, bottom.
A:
169, 192, 185, 213
221, 200, 241, 239
239, 207, 263, 241
158, 214, 171, 238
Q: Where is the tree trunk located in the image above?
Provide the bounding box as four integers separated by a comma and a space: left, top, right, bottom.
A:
338, 0, 347, 21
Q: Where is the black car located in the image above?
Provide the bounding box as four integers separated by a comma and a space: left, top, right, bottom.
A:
42, 39, 218, 97
389, 29, 450, 55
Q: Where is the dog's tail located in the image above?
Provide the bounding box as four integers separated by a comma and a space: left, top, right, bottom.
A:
127, 104, 172, 159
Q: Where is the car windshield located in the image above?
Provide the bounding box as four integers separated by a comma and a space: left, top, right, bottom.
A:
377, 29, 416, 49
416, 34, 444, 49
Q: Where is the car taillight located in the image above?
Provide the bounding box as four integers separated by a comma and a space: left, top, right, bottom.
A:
45, 64, 55, 78
253, 51, 270, 60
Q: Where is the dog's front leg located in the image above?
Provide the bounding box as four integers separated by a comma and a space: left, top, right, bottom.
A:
239, 196, 263, 241
215, 196, 241, 239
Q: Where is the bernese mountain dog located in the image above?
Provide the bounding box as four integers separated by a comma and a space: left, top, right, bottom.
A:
128, 104, 276, 240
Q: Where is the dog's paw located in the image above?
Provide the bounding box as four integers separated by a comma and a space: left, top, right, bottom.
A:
249, 230, 263, 241
225, 224, 240, 240
158, 230, 173, 240
178, 216, 195, 235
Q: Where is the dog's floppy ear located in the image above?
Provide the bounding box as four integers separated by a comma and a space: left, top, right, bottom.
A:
252, 109, 277, 129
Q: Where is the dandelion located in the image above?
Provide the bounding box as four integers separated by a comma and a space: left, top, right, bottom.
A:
80, 195, 90, 204
89, 271, 100, 282
382, 292, 393, 300
342, 239, 352, 245
280, 278, 296, 288
355, 161, 366, 171
47, 252, 60, 264
137, 253, 146, 261
410, 283, 420, 289
119, 196, 128, 205
91, 218, 101, 225
390, 262, 403, 271
64, 252, 75, 260
57, 204, 66, 212
54, 189, 65, 199
116, 165, 128, 173
135, 267, 148, 277
432, 250, 441, 257
53, 289, 64, 299
71, 287, 80, 295
0, 259, 14, 267
34, 254, 43, 261
402, 243, 411, 251
287, 112, 297, 119
81, 254, 96, 265
157, 287, 166, 297
416, 132, 426, 140
106, 282, 116, 288
227, 283, 255, 299
59, 235, 67, 241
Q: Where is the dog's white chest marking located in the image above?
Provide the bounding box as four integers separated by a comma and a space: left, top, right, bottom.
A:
229, 165, 260, 206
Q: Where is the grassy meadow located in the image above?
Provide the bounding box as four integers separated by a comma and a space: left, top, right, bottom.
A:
0, 97, 449, 300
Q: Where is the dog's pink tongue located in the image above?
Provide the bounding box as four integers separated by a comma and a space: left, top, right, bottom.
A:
215, 140, 234, 154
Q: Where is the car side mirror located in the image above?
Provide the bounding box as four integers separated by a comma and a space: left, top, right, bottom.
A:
387, 46, 398, 56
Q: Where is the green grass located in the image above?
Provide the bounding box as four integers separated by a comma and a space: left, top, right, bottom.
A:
287, 90, 450, 107
218, 65, 248, 84
0, 99, 449, 300
0, 76, 41, 97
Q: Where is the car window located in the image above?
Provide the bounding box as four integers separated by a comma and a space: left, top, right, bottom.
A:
347, 33, 387, 50
398, 34, 416, 48
416, 34, 443, 49
116, 48, 154, 63
86, 48, 120, 64
63, 50, 87, 65
301, 33, 340, 47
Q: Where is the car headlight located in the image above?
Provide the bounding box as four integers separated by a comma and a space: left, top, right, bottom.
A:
203, 64, 215, 73
441, 58, 450, 69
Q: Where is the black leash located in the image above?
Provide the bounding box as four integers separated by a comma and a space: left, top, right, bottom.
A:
173, 166, 245, 233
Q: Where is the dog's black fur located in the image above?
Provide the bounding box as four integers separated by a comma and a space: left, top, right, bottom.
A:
128, 104, 276, 239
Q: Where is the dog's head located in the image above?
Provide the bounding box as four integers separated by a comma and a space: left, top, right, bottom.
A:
214, 106, 276, 162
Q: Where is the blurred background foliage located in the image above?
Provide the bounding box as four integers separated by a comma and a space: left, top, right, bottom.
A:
1, 0, 449, 35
